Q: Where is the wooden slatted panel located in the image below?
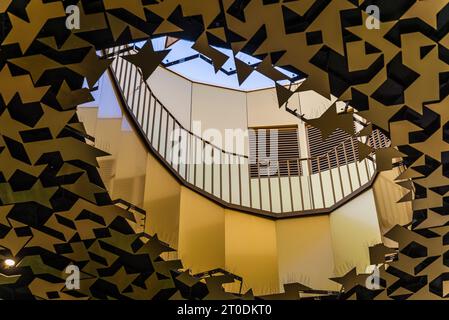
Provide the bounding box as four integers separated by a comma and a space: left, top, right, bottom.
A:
249, 127, 301, 178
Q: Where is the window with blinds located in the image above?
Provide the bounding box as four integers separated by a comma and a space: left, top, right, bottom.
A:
307, 125, 391, 174
249, 126, 301, 178
307, 126, 357, 174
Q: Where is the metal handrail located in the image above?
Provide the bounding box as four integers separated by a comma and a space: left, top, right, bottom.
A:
104, 45, 379, 217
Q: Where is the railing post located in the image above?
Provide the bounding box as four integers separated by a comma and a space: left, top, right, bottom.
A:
308, 158, 315, 210
219, 150, 223, 200
268, 160, 273, 212
277, 160, 283, 213
212, 147, 215, 196
328, 153, 336, 205
228, 153, 232, 204
335, 145, 344, 198
248, 156, 253, 209
257, 161, 262, 210
287, 160, 294, 212
364, 157, 371, 181
131, 65, 139, 114
164, 110, 169, 160
117, 52, 124, 88
157, 102, 163, 152
193, 137, 197, 186
351, 138, 362, 188
318, 156, 325, 208
150, 98, 156, 144
343, 140, 353, 193
202, 141, 206, 190
298, 159, 305, 211
185, 129, 190, 181
124, 61, 131, 104
238, 156, 243, 206
144, 84, 150, 136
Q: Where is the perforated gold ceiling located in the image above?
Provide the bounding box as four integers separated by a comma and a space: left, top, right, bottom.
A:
1, 0, 449, 300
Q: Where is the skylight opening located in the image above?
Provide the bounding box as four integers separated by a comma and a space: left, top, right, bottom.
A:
133, 37, 301, 91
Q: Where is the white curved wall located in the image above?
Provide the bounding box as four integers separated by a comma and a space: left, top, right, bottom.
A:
147, 67, 192, 130
191, 83, 248, 155
146, 67, 335, 157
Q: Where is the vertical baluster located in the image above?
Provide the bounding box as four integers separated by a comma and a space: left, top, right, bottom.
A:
364, 152, 371, 181
277, 160, 283, 213
193, 137, 197, 186
113, 47, 119, 72
220, 150, 223, 200
343, 140, 354, 193
135, 74, 142, 126
238, 156, 242, 206
298, 159, 304, 211
150, 98, 157, 144
117, 53, 125, 87
351, 138, 362, 187
228, 153, 232, 204
137, 78, 145, 125
328, 153, 336, 205
164, 112, 169, 159
308, 158, 315, 210
257, 161, 262, 210
248, 156, 253, 209
131, 67, 138, 114
268, 160, 273, 212
287, 160, 294, 212
143, 84, 150, 136
119, 57, 127, 99
174, 121, 179, 171
212, 147, 215, 196
157, 103, 163, 152
123, 60, 129, 104
185, 129, 190, 181
145, 89, 151, 136
202, 141, 206, 190
141, 79, 146, 126
336, 145, 344, 198
318, 156, 325, 208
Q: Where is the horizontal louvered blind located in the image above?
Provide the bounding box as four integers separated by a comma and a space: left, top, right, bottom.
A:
307, 126, 392, 174
249, 127, 301, 178
307, 126, 357, 174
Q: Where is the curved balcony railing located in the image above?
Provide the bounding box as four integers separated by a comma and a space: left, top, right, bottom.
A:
104, 46, 378, 218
